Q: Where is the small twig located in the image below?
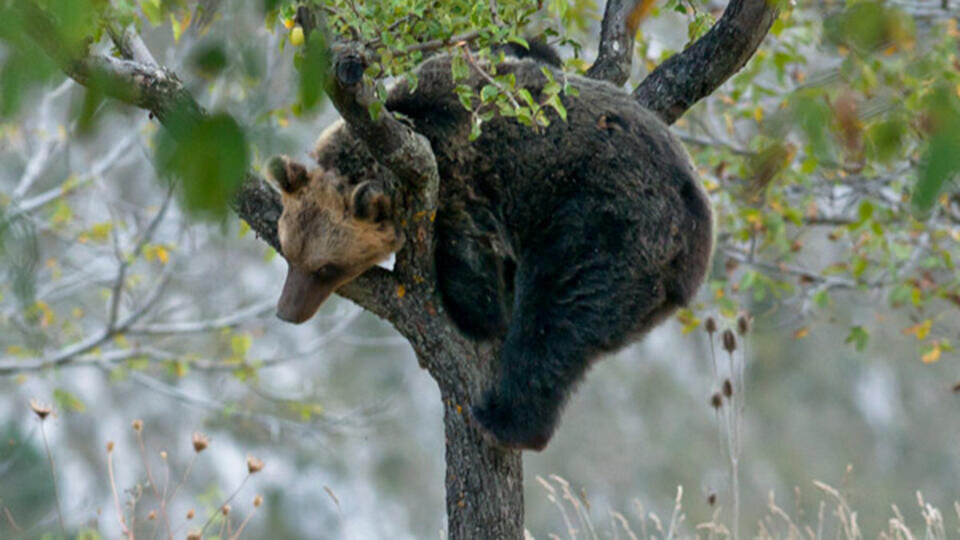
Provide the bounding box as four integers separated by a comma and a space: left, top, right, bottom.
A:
199, 475, 250, 536
488, 0, 503, 26
459, 44, 521, 111
38, 422, 64, 533
2, 506, 20, 533
135, 429, 172, 540
166, 453, 198, 510
107, 444, 134, 540
404, 30, 481, 55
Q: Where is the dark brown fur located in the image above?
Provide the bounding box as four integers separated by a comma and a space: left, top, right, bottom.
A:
273, 49, 714, 450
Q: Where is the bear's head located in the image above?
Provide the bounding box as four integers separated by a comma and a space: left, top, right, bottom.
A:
266, 149, 402, 324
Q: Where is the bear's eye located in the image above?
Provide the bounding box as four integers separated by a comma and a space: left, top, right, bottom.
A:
315, 264, 343, 280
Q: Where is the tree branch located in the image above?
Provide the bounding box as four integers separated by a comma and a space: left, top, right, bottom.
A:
307, 24, 441, 292
20, 11, 403, 322
586, 0, 654, 85
633, 0, 780, 125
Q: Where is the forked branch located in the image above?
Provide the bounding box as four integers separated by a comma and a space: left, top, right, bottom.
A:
586, 0, 656, 85
633, 0, 780, 125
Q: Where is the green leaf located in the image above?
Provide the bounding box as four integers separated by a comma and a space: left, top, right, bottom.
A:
53, 388, 86, 413
845, 325, 870, 352
141, 0, 163, 26
812, 289, 831, 309
480, 84, 498, 103
507, 35, 529, 50
866, 118, 905, 163
298, 31, 329, 111
190, 43, 229, 77
156, 111, 250, 219
914, 130, 960, 215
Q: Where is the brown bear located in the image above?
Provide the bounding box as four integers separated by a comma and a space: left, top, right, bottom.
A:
267, 45, 713, 450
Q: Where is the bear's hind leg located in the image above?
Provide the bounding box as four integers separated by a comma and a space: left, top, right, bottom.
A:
436, 230, 511, 340
472, 219, 667, 450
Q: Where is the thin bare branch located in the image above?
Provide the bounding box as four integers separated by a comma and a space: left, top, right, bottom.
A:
127, 300, 275, 335
107, 23, 159, 68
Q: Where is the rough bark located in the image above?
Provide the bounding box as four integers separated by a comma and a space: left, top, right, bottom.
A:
23, 0, 781, 537
585, 0, 653, 86
633, 0, 780, 125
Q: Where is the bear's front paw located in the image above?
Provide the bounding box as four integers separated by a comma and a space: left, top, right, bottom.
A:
471, 393, 554, 452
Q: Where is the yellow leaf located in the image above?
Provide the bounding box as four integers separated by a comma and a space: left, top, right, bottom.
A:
902, 319, 932, 340
949, 19, 960, 38
171, 11, 192, 42
675, 308, 700, 334
84, 222, 114, 243
793, 327, 810, 339
144, 244, 171, 264
753, 106, 764, 123
31, 301, 55, 328
290, 26, 305, 47
396, 285, 406, 298
922, 344, 941, 364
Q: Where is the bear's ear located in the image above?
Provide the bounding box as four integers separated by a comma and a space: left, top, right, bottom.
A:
266, 156, 309, 193
351, 182, 392, 222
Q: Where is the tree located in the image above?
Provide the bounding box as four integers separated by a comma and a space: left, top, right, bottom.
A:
2, 0, 778, 535
4, 0, 960, 538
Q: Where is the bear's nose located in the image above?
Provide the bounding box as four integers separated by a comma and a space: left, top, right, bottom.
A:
276, 263, 336, 324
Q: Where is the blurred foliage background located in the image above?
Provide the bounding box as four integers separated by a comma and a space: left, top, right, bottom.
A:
1, 0, 960, 538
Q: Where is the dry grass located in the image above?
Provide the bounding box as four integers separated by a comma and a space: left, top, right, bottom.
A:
19, 401, 266, 539
531, 474, 960, 540
529, 314, 960, 540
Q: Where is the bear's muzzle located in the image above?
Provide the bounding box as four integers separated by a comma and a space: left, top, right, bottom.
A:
276, 263, 338, 324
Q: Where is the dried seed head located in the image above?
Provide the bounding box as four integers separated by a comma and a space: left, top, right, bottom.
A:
710, 393, 723, 409
132, 419, 143, 432
186, 509, 195, 520
192, 432, 209, 453
187, 531, 201, 540
722, 329, 737, 353
737, 313, 751, 335
722, 379, 734, 398
253, 495, 263, 508
30, 399, 52, 420
147, 510, 157, 520
221, 504, 231, 516
705, 317, 717, 335
247, 455, 264, 474
106, 441, 115, 453
707, 492, 717, 506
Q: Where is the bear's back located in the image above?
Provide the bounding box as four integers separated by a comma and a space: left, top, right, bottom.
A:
387, 55, 707, 243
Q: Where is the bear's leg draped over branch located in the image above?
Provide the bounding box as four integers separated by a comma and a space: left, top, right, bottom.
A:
471, 196, 681, 450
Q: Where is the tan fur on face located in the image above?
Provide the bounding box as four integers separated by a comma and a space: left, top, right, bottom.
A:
278, 166, 401, 285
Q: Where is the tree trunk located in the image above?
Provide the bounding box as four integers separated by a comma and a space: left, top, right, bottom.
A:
23, 1, 780, 536
403, 312, 524, 538
440, 366, 524, 539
